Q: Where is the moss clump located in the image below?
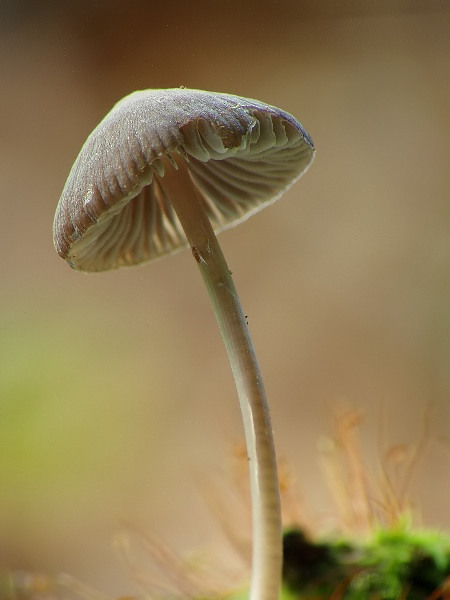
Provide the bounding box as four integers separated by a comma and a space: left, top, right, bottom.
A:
282, 527, 450, 599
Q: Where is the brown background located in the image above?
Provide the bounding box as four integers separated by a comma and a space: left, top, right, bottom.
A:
1, 1, 449, 596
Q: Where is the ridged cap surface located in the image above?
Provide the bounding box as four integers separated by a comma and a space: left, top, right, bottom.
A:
53, 88, 315, 271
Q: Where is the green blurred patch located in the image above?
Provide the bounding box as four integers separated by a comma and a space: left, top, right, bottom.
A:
0, 303, 167, 555
2, 310, 126, 491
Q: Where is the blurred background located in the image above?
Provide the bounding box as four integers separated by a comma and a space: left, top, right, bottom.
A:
1, 0, 449, 596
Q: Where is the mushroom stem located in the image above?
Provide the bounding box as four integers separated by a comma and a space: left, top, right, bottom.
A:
157, 155, 282, 600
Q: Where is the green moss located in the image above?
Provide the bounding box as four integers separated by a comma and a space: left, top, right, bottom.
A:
282, 526, 450, 599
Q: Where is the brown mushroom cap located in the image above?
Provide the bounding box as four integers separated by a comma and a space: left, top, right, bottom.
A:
53, 88, 315, 272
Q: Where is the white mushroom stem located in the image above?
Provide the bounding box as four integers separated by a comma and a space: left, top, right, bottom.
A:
156, 155, 282, 600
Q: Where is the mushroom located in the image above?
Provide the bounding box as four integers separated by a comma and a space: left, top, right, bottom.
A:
53, 88, 315, 600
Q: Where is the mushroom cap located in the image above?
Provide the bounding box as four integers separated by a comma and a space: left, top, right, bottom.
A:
53, 88, 315, 272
